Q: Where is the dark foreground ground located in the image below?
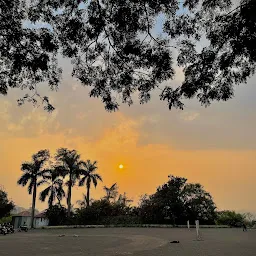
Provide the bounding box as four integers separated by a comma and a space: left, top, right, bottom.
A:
0, 228, 255, 256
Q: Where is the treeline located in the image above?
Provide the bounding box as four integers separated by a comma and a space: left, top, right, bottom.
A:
1, 149, 255, 227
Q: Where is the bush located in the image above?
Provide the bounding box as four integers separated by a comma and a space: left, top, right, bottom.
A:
45, 205, 68, 226
0, 216, 12, 225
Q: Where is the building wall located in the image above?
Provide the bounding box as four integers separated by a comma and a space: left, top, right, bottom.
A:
34, 217, 49, 228
13, 216, 32, 229
13, 216, 49, 229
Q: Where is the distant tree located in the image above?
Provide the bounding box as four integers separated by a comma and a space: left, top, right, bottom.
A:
117, 192, 133, 207
11, 206, 27, 215
2, 1, 255, 112
103, 183, 118, 202
55, 148, 85, 217
79, 160, 102, 207
17, 149, 50, 228
216, 210, 245, 227
0, 189, 15, 219
39, 169, 65, 208
243, 212, 256, 227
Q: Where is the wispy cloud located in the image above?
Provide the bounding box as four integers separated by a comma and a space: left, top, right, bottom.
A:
180, 111, 200, 121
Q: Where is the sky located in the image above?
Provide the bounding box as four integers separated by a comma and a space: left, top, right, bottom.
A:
1, 1, 256, 214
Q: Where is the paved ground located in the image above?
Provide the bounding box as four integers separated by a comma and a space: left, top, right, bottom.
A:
0, 228, 255, 256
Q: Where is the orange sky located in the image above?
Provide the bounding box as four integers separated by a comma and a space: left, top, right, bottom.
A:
1, 58, 256, 214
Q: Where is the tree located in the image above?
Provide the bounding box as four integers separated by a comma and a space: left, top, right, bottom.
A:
216, 210, 245, 227
139, 175, 216, 225
17, 149, 50, 228
1, 1, 255, 112
76, 193, 94, 208
103, 183, 119, 202
55, 148, 85, 217
39, 169, 65, 208
45, 205, 68, 226
117, 192, 133, 207
182, 183, 217, 224
0, 189, 15, 219
79, 160, 102, 207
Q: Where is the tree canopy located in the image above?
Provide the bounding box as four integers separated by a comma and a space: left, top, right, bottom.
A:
1, 0, 255, 112
0, 189, 15, 219
139, 175, 216, 225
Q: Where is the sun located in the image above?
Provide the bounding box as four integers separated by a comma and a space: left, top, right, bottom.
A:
119, 164, 124, 169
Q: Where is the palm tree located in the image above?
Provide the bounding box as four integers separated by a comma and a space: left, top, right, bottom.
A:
76, 193, 94, 208
117, 192, 133, 206
55, 148, 85, 217
39, 169, 65, 208
17, 149, 50, 228
103, 183, 118, 202
79, 160, 102, 207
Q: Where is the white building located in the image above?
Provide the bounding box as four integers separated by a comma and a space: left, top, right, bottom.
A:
12, 211, 49, 229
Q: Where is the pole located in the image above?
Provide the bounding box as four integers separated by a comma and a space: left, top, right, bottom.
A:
187, 220, 190, 230
195, 220, 201, 240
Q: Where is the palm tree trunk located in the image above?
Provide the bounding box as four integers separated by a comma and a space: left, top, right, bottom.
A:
86, 186, 90, 207
49, 184, 54, 208
67, 174, 72, 217
49, 190, 53, 208
31, 181, 37, 229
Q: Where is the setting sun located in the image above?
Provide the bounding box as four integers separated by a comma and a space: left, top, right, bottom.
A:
119, 164, 124, 169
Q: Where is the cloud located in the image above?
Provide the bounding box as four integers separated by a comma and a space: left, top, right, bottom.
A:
0, 100, 11, 121
0, 101, 60, 137
95, 113, 140, 153
76, 112, 89, 120
72, 83, 79, 91
140, 115, 159, 124
180, 111, 200, 121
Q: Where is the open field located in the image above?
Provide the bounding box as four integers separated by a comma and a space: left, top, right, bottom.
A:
0, 228, 255, 256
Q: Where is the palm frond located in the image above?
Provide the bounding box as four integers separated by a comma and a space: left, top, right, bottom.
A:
20, 162, 34, 173
54, 178, 63, 186
28, 180, 34, 195
54, 165, 69, 177
79, 176, 86, 187
103, 186, 109, 192
92, 176, 99, 188
39, 186, 51, 202
37, 180, 49, 186
110, 183, 117, 190
94, 174, 102, 182
17, 173, 31, 186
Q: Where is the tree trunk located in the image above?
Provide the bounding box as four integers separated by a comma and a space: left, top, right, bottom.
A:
49, 187, 53, 208
31, 180, 37, 229
86, 185, 90, 207
67, 174, 72, 217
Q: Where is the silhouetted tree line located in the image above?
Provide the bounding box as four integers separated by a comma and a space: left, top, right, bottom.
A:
12, 149, 256, 227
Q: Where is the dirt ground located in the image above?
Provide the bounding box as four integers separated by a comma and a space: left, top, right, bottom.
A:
0, 228, 255, 256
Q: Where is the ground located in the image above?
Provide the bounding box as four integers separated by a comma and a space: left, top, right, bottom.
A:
0, 228, 255, 256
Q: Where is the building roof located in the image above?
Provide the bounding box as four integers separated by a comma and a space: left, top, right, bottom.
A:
35, 212, 47, 218
14, 211, 31, 217
14, 210, 47, 218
